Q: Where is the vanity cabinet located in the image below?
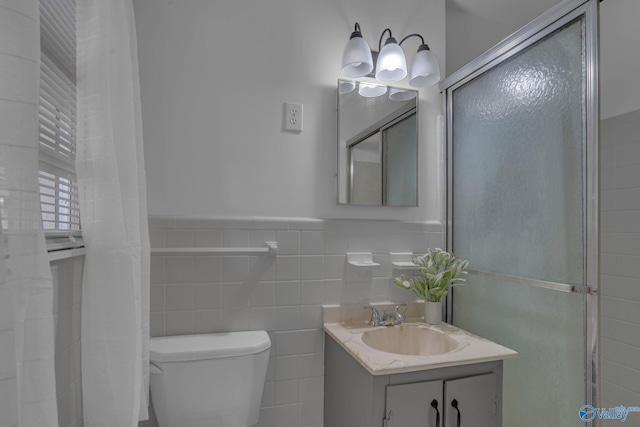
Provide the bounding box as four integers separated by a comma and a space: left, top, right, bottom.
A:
386, 373, 497, 427
324, 334, 503, 427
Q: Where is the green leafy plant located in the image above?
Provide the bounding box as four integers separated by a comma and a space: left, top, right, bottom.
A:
394, 248, 470, 302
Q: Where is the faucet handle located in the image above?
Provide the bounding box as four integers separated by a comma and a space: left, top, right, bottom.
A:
364, 306, 381, 326
393, 303, 407, 313
392, 304, 407, 324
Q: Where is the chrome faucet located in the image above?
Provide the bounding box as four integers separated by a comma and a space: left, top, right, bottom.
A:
364, 306, 383, 326
384, 304, 407, 325
364, 304, 407, 327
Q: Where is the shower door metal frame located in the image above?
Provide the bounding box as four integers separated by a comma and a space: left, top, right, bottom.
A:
440, 0, 599, 423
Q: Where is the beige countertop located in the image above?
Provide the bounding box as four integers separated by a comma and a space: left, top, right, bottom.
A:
323, 302, 518, 376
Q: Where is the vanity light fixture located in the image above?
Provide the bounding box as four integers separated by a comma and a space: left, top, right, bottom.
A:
341, 23, 374, 78
341, 81, 417, 100
339, 80, 357, 94
388, 87, 417, 101
340, 23, 441, 88
375, 29, 407, 83
358, 82, 387, 98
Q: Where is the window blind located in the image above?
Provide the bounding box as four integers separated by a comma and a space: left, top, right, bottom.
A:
39, 0, 80, 235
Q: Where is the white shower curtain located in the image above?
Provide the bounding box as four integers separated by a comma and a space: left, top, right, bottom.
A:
0, 2, 59, 426
76, 0, 150, 425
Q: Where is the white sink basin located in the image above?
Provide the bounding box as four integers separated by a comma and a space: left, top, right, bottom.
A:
361, 325, 460, 357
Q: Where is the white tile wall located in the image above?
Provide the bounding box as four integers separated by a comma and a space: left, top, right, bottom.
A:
51, 256, 84, 427
144, 216, 442, 427
600, 110, 640, 427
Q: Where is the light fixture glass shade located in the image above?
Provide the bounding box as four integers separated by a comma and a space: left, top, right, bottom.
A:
409, 46, 441, 87
358, 82, 387, 97
339, 80, 357, 94
341, 36, 374, 78
375, 38, 407, 83
388, 88, 416, 101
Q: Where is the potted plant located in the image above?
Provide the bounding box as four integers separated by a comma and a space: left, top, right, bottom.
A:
394, 248, 469, 324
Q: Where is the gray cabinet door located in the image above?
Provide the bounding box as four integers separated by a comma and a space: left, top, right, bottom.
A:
386, 380, 443, 427
444, 373, 497, 427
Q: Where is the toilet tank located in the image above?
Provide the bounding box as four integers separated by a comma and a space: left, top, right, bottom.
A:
149, 331, 271, 427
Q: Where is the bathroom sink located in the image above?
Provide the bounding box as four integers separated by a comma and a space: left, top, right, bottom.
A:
361, 325, 459, 357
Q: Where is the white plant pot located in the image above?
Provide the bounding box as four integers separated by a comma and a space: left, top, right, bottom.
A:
424, 301, 442, 325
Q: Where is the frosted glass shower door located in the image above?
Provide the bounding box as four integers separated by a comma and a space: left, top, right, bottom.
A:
442, 1, 599, 426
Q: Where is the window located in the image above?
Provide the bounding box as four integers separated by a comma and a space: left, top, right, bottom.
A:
38, 0, 81, 236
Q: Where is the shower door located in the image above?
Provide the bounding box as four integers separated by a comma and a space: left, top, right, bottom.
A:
441, 0, 599, 426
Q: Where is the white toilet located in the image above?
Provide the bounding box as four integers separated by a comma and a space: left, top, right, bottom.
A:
149, 331, 271, 427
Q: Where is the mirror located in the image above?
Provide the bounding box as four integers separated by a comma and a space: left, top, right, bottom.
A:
337, 79, 418, 206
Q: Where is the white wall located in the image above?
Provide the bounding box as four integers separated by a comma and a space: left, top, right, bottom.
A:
600, 0, 640, 120
444, 0, 565, 76
598, 1, 640, 423
445, 4, 518, 76
599, 110, 640, 427
133, 0, 445, 221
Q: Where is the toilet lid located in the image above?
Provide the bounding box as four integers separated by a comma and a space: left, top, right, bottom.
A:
149, 331, 271, 362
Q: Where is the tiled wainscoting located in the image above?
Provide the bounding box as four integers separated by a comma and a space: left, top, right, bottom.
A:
143, 216, 443, 427
51, 256, 84, 427
600, 109, 640, 427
